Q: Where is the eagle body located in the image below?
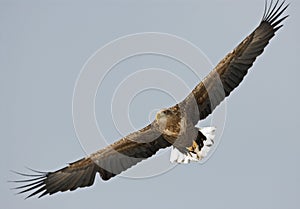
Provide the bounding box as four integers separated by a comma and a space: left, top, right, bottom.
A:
155, 106, 197, 149
12, 0, 289, 198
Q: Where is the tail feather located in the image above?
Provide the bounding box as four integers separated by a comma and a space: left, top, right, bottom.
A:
170, 127, 216, 164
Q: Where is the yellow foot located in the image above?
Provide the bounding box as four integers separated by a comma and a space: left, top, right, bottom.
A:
187, 141, 198, 152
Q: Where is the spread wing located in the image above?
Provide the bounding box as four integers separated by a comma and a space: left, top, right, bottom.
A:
12, 124, 171, 198
181, 0, 289, 124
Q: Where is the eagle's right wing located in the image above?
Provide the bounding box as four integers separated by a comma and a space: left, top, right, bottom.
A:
12, 124, 171, 198
181, 0, 289, 125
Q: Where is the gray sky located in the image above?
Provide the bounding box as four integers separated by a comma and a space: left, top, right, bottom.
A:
1, 0, 300, 209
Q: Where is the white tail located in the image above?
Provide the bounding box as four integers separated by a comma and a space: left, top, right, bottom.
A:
170, 127, 216, 164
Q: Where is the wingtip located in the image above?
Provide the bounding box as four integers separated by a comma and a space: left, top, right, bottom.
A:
9, 168, 49, 199
262, 0, 289, 24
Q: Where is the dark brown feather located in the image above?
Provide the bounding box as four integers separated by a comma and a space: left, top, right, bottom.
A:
12, 125, 170, 198
181, 0, 288, 124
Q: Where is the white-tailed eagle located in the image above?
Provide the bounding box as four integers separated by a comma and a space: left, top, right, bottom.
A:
12, 0, 289, 198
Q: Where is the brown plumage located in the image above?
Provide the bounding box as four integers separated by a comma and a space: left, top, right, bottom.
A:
12, 0, 289, 198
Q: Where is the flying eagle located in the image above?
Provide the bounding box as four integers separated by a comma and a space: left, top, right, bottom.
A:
12, 0, 289, 198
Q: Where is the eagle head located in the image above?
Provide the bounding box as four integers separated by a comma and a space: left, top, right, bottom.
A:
155, 109, 174, 124
155, 108, 183, 137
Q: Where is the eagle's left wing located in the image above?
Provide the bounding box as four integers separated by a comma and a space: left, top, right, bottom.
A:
181, 0, 289, 124
12, 124, 170, 198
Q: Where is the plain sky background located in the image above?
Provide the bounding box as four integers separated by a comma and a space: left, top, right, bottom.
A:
1, 0, 300, 208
